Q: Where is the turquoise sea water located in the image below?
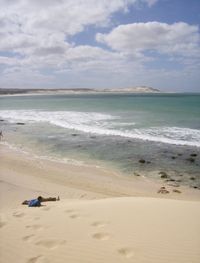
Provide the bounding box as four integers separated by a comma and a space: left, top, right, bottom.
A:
0, 93, 200, 187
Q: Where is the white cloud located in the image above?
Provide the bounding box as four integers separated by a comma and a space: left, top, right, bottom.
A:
0, 56, 20, 66
0, 0, 153, 69
0, 67, 55, 89
96, 22, 200, 57
0, 1, 148, 63
0, 0, 139, 50
0, 0, 159, 53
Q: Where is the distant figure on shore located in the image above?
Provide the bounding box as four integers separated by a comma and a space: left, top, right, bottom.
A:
22, 196, 60, 207
0, 130, 3, 141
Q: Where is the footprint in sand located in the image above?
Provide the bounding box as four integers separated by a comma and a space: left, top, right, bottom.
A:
26, 224, 44, 231
0, 221, 6, 228
91, 221, 108, 228
22, 234, 35, 242
0, 214, 7, 228
64, 209, 76, 214
34, 217, 40, 221
35, 239, 66, 250
92, 232, 110, 241
64, 208, 84, 219
13, 212, 25, 218
118, 247, 134, 258
41, 207, 51, 211
27, 255, 44, 263
69, 214, 81, 219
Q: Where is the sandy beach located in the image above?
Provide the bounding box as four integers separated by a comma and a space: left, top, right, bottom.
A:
1, 143, 200, 263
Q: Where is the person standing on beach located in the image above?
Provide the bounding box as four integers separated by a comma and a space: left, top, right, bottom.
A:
0, 130, 3, 141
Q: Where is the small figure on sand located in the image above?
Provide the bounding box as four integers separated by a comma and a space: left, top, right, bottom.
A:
0, 130, 3, 141
22, 196, 60, 207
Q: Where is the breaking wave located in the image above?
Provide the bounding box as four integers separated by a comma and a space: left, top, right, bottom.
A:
1, 110, 200, 147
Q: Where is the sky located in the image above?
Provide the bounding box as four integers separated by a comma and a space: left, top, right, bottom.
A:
0, 0, 200, 92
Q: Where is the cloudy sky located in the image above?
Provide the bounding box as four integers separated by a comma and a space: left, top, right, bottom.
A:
0, 0, 200, 91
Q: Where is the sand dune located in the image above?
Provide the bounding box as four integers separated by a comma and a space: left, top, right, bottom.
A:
1, 198, 200, 263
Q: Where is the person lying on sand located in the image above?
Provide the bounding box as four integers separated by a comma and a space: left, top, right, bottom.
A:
22, 196, 60, 207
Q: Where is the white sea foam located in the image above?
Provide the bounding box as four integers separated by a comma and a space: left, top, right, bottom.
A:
111, 122, 136, 127
1, 110, 200, 147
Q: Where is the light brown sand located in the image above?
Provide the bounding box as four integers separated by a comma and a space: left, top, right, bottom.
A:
0, 144, 200, 263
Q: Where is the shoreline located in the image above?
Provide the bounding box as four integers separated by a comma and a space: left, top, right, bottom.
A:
0, 91, 163, 97
1, 141, 200, 206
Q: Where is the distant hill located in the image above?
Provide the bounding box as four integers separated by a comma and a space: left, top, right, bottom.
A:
0, 86, 160, 95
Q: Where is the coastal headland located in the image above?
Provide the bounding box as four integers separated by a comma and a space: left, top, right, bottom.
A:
0, 86, 160, 95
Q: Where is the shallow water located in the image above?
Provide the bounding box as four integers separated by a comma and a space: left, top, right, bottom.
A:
0, 93, 200, 188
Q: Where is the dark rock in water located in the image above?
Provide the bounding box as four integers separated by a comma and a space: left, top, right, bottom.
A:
190, 153, 197, 157
71, 133, 78, 136
166, 178, 175, 182
192, 186, 198, 189
139, 159, 145, 164
168, 183, 180, 187
127, 140, 132, 143
190, 177, 196, 180
173, 189, 181, 193
177, 153, 182, 156
157, 186, 169, 194
171, 156, 176, 159
159, 171, 168, 178
175, 179, 182, 183
0, 119, 4, 122
186, 157, 195, 163
90, 136, 96, 139
16, 122, 25, 125
134, 172, 141, 177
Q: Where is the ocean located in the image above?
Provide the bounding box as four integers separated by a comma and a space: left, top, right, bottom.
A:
0, 93, 200, 188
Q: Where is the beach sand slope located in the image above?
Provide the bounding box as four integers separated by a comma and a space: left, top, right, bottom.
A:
0, 198, 200, 263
